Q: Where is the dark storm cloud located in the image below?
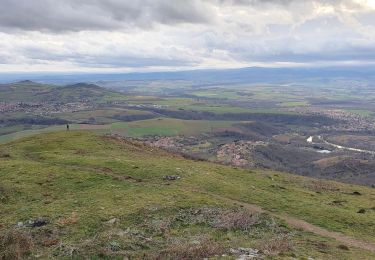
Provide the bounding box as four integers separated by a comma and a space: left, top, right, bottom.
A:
0, 0, 213, 32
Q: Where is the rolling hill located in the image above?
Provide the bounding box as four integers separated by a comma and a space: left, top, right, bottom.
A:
0, 81, 123, 103
1, 131, 374, 259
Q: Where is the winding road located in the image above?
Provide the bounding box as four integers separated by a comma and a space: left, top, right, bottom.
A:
307, 135, 375, 155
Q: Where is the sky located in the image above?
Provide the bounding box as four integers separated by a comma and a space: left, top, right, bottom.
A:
0, 0, 374, 72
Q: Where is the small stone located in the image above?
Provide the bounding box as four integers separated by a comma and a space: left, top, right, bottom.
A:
109, 241, 121, 251
105, 218, 118, 225
338, 244, 350, 251
163, 175, 180, 181
17, 222, 24, 227
31, 218, 48, 227
230, 247, 263, 259
357, 208, 366, 214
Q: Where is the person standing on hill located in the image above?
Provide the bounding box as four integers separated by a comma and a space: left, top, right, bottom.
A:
66, 124, 70, 131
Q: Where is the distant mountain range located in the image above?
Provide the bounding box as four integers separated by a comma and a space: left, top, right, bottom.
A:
1, 66, 375, 85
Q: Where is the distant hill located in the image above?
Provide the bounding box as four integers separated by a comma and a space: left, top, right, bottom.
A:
45, 82, 122, 103
0, 131, 374, 259
0, 81, 123, 103
0, 81, 54, 102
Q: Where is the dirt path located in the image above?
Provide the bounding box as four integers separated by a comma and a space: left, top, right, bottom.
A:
279, 215, 375, 253
203, 191, 375, 253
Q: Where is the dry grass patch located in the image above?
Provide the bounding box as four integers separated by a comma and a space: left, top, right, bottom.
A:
0, 185, 12, 203
57, 211, 79, 226
213, 209, 259, 231
303, 179, 340, 192
0, 229, 34, 260
148, 239, 226, 260
257, 234, 293, 256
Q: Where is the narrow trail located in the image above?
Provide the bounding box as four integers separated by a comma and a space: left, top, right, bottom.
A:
201, 191, 375, 253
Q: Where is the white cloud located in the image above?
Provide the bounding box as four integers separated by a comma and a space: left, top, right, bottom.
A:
0, 0, 374, 71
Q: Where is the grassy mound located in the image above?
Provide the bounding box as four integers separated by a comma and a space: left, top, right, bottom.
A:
0, 131, 374, 259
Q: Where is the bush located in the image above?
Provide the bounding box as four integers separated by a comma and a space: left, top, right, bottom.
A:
0, 229, 34, 260
148, 240, 226, 260
213, 210, 259, 231
257, 234, 293, 256
0, 186, 11, 203
0, 151, 10, 158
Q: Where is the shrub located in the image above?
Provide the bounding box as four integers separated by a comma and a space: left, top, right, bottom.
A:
0, 151, 10, 158
0, 186, 9, 203
303, 180, 340, 192
213, 210, 259, 231
148, 240, 226, 260
257, 234, 293, 256
0, 229, 34, 260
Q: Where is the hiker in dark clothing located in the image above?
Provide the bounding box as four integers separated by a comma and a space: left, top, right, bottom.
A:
66, 124, 69, 131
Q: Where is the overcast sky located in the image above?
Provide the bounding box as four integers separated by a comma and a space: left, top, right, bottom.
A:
0, 0, 374, 72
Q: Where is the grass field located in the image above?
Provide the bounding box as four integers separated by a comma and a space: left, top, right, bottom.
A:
345, 109, 374, 117
0, 131, 374, 258
280, 101, 309, 107
0, 125, 109, 144
57, 108, 154, 124
0, 118, 236, 144
111, 118, 235, 137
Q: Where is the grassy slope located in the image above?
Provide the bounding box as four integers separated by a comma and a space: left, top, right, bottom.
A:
0, 118, 235, 144
0, 125, 107, 144
1, 132, 375, 259
56, 108, 154, 124
111, 118, 234, 137
0, 81, 54, 102
0, 81, 128, 103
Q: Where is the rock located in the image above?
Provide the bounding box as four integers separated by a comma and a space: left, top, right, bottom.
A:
191, 239, 201, 245
43, 239, 59, 247
163, 175, 180, 181
352, 191, 362, 196
338, 244, 350, 250
357, 208, 366, 214
26, 218, 48, 228
109, 241, 121, 251
105, 218, 118, 225
230, 248, 263, 259
17, 221, 24, 227
330, 200, 346, 206
33, 219, 48, 227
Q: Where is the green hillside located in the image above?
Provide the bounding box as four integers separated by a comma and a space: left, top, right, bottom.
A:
0, 81, 54, 102
0, 81, 125, 103
1, 132, 375, 259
